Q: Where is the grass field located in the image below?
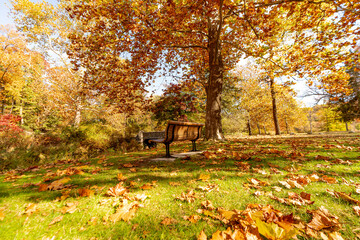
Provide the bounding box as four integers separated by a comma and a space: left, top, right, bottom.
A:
1, 133, 360, 240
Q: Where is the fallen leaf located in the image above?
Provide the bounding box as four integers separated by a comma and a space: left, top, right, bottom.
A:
88, 217, 97, 225
49, 215, 63, 226
78, 188, 94, 197
117, 173, 127, 181
60, 201, 79, 214
0, 207, 5, 221
169, 182, 181, 186
199, 174, 210, 181
109, 200, 139, 222
106, 183, 127, 197
24, 203, 38, 216
197, 230, 207, 240
201, 200, 215, 210
184, 215, 201, 223
47, 177, 71, 191
307, 206, 341, 231
161, 217, 176, 225
176, 189, 197, 203
353, 206, 360, 216
38, 184, 49, 192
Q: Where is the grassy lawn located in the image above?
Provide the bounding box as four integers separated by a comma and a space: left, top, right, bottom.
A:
1, 133, 360, 240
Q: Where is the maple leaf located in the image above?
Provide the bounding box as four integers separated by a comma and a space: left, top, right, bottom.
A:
327, 190, 360, 205
254, 217, 299, 240
307, 206, 341, 231
47, 177, 71, 191
106, 183, 128, 197
109, 200, 139, 222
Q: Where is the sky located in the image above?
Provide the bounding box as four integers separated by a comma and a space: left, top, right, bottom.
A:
0, 0, 317, 106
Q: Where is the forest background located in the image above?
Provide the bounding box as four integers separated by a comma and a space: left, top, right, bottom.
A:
0, 0, 359, 170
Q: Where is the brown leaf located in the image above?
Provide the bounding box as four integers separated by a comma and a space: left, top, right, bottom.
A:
38, 184, 49, 192
24, 203, 38, 216
353, 206, 360, 216
161, 217, 176, 225
78, 188, 94, 197
201, 200, 215, 210
47, 177, 71, 191
60, 201, 79, 214
184, 215, 201, 223
169, 182, 181, 186
307, 206, 341, 231
176, 189, 197, 203
49, 215, 63, 226
117, 173, 127, 181
106, 183, 127, 197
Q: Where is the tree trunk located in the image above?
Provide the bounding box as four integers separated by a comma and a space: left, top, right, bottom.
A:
285, 118, 289, 134
1, 100, 5, 114
257, 123, 261, 135
263, 126, 267, 135
270, 78, 281, 135
308, 110, 313, 133
204, 19, 224, 140
9, 98, 14, 114
73, 98, 82, 127
19, 100, 24, 125
345, 122, 349, 131
247, 117, 252, 136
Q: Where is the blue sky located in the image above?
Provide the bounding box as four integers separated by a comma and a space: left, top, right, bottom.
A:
1, 0, 13, 26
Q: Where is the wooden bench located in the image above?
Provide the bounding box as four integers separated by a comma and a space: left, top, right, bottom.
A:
151, 121, 204, 158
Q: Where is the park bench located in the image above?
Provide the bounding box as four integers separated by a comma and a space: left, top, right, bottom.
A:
150, 121, 204, 158
135, 131, 165, 149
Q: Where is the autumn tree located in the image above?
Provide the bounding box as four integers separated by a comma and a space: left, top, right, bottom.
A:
65, 0, 359, 140
151, 81, 204, 126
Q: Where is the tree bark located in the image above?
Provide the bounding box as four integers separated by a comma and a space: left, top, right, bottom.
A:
285, 118, 289, 134
270, 78, 281, 135
1, 100, 5, 114
345, 122, 349, 131
19, 100, 24, 125
247, 117, 252, 136
308, 110, 313, 133
257, 123, 261, 135
73, 98, 82, 127
204, 18, 224, 140
263, 126, 267, 135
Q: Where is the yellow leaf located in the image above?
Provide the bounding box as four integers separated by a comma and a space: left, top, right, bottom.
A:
199, 174, 210, 181
198, 230, 207, 240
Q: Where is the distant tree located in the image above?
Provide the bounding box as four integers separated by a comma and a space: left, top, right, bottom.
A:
151, 81, 204, 126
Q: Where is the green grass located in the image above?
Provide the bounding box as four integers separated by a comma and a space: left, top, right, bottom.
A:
1, 133, 360, 239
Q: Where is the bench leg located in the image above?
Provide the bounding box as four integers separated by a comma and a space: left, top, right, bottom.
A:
165, 143, 171, 158
191, 140, 197, 151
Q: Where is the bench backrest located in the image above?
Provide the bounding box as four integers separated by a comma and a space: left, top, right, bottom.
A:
163, 121, 204, 143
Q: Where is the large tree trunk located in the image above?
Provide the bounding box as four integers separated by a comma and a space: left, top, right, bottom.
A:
270, 78, 281, 135
204, 19, 224, 140
1, 100, 5, 114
